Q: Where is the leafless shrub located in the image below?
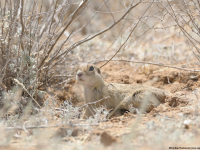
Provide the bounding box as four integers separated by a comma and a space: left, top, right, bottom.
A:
0, 0, 200, 149
0, 0, 145, 108
157, 0, 200, 61
0, 0, 198, 114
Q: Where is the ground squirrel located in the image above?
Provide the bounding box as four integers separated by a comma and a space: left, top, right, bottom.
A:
76, 63, 167, 118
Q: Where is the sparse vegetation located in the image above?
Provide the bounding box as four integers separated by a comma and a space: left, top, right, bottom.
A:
0, 0, 200, 149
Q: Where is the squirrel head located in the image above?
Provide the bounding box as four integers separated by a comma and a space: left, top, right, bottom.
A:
76, 63, 104, 88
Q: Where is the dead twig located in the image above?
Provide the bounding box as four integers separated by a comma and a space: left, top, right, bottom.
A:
38, 75, 74, 89
95, 59, 200, 72
14, 78, 42, 108
79, 96, 110, 109
100, 1, 152, 68
43, 0, 142, 69
159, 0, 200, 61
38, 0, 89, 69
5, 123, 99, 130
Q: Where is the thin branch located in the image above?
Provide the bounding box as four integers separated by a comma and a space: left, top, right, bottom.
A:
14, 78, 42, 108
48, 0, 58, 33
48, 0, 142, 68
103, 0, 115, 22
100, 1, 152, 68
79, 96, 110, 109
20, 0, 24, 39
69, 0, 109, 38
22, 2, 70, 17
44, 28, 76, 68
159, 1, 200, 58
5, 123, 99, 130
38, 75, 74, 89
38, 0, 89, 69
95, 59, 200, 72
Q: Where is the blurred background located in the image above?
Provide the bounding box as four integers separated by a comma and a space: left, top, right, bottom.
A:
0, 0, 200, 149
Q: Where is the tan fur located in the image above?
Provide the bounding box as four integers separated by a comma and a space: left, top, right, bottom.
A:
76, 63, 167, 118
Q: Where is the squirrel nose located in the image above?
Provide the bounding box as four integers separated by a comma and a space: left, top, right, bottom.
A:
77, 72, 82, 77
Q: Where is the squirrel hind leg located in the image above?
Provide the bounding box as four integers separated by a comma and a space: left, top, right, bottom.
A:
132, 90, 161, 113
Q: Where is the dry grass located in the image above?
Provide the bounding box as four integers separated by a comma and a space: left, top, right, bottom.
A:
0, 0, 200, 149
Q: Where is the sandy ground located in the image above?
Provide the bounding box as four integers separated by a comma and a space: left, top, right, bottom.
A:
23, 61, 199, 150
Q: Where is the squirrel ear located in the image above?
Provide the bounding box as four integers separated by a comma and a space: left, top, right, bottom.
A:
97, 68, 101, 74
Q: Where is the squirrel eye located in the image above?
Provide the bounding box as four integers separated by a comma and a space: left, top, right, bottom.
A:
89, 66, 94, 71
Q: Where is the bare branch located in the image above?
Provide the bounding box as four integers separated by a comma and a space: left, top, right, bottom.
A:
5, 123, 99, 130
79, 96, 110, 109
38, 0, 89, 69
14, 78, 42, 108
47, 0, 142, 68
100, 1, 152, 68
96, 59, 200, 72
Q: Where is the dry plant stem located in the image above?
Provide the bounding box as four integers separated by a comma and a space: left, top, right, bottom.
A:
38, 0, 89, 69
5, 123, 99, 130
35, 43, 39, 102
102, 0, 115, 22
79, 96, 110, 109
100, 1, 152, 68
161, 1, 200, 58
97, 1, 133, 61
47, 35, 89, 70
22, 3, 69, 17
42, 87, 61, 107
35, 2, 44, 102
20, 0, 25, 81
48, 0, 59, 34
43, 0, 142, 69
175, 5, 200, 45
107, 97, 128, 119
38, 74, 74, 89
52, 1, 78, 35
190, 46, 200, 62
14, 79, 42, 108
2, 1, 17, 82
198, 0, 200, 8
0, 80, 7, 91
96, 59, 200, 72
43, 28, 76, 69
2, 1, 19, 83
20, 0, 25, 51
72, 0, 109, 36
183, 0, 199, 35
